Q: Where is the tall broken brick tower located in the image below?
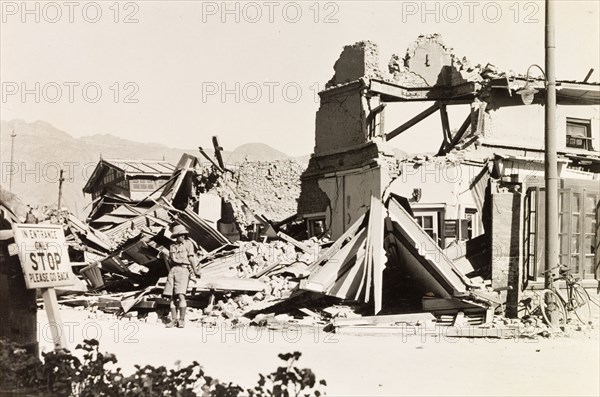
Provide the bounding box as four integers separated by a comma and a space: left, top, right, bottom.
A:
297, 35, 482, 239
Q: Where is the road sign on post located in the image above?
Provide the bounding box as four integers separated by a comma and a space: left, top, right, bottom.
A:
11, 223, 75, 349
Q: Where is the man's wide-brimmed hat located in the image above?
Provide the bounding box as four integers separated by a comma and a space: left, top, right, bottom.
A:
171, 225, 189, 237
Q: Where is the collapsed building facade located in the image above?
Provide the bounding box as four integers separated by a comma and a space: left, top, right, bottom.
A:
83, 158, 177, 225
297, 34, 600, 315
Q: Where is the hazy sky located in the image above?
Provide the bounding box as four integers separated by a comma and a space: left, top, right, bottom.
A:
1, 0, 599, 156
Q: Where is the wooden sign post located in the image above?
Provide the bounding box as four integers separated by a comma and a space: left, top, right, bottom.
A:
11, 224, 75, 349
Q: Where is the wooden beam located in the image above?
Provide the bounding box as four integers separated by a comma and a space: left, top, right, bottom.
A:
212, 136, 226, 169
369, 79, 479, 103
422, 297, 487, 313
436, 104, 452, 155
303, 228, 367, 293
437, 111, 473, 156
333, 312, 435, 327
307, 212, 367, 273
385, 102, 440, 142
440, 104, 451, 144
369, 196, 385, 314
327, 238, 367, 300
197, 147, 225, 173
277, 231, 313, 254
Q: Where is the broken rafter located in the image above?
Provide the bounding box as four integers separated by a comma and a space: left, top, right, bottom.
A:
440, 104, 451, 145
436, 104, 452, 155
385, 102, 440, 142
436, 110, 473, 156
212, 136, 226, 170
303, 228, 367, 293
307, 212, 367, 273
369, 196, 385, 314
277, 231, 313, 255
197, 147, 226, 174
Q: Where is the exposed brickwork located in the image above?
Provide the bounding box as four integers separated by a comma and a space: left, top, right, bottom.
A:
315, 89, 368, 155
296, 173, 330, 216
326, 41, 382, 88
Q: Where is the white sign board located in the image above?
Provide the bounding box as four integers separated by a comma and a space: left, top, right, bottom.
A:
12, 223, 75, 289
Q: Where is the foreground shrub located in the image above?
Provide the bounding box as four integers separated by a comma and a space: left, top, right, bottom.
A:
0, 338, 326, 396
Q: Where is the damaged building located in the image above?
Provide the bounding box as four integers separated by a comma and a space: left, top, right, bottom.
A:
297, 34, 600, 315
83, 158, 177, 225
3, 36, 598, 351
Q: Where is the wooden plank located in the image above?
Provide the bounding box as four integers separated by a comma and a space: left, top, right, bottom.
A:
303, 228, 367, 293
132, 300, 156, 309
422, 297, 487, 313
197, 146, 225, 173
120, 286, 155, 314
190, 277, 266, 292
363, 239, 373, 303
307, 212, 366, 272
327, 239, 367, 300
440, 104, 451, 143
252, 260, 283, 278
299, 308, 320, 318
362, 206, 374, 303
277, 231, 313, 254
369, 79, 479, 103
212, 136, 226, 169
333, 312, 435, 327
437, 111, 473, 156
436, 103, 452, 155
370, 196, 385, 314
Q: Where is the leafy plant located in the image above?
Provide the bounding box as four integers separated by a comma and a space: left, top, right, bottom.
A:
248, 352, 326, 397
0, 338, 326, 396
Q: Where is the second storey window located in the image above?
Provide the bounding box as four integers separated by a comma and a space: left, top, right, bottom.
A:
130, 178, 157, 191
566, 118, 593, 151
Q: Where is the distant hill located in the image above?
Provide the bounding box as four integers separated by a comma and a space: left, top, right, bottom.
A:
0, 119, 308, 218
224, 143, 289, 164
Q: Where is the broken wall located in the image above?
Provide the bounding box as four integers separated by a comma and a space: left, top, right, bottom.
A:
326, 41, 382, 88
315, 87, 369, 155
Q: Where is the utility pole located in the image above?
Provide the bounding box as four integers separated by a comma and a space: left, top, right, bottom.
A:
57, 169, 65, 210
544, 0, 559, 322
9, 129, 16, 192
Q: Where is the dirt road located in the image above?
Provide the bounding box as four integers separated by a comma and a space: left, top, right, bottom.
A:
38, 308, 599, 396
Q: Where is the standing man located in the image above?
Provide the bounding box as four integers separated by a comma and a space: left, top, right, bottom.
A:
163, 224, 201, 328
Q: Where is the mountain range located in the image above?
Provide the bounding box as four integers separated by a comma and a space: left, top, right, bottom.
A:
0, 120, 309, 218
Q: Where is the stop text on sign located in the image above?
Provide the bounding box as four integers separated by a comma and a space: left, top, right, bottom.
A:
12, 224, 75, 289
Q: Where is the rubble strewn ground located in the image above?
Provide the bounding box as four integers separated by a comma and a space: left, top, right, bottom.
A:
36, 305, 600, 396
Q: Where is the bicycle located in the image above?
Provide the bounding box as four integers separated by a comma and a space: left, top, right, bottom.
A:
520, 265, 593, 329
549, 265, 593, 326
